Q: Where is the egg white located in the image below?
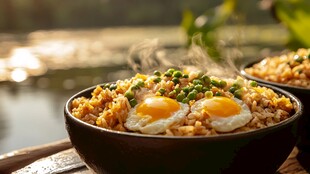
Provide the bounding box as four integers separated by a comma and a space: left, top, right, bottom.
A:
125, 100, 189, 135
191, 97, 252, 132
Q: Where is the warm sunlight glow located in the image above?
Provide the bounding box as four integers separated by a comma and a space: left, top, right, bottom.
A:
9, 48, 41, 69
0, 47, 47, 82
10, 68, 28, 82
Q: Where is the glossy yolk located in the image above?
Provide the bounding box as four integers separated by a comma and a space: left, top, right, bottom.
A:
203, 97, 241, 117
136, 96, 180, 122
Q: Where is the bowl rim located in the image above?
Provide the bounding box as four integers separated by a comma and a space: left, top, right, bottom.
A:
64, 82, 303, 140
240, 60, 310, 94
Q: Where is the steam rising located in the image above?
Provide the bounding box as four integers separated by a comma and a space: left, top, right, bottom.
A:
127, 38, 242, 78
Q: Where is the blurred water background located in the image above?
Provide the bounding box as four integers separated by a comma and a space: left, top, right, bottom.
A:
0, 0, 289, 154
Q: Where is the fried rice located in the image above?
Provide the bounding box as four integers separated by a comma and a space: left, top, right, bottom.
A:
244, 48, 310, 88
70, 69, 295, 136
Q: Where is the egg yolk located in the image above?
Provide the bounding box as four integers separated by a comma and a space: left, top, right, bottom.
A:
203, 97, 241, 117
136, 96, 180, 122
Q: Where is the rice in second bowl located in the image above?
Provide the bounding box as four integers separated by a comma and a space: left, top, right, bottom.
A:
244, 48, 310, 88
70, 69, 295, 136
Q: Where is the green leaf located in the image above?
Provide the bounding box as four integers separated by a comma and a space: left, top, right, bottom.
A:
180, 0, 236, 61
274, 0, 310, 49
181, 9, 198, 46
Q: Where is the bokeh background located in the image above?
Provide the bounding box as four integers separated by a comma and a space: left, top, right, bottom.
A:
0, 0, 301, 154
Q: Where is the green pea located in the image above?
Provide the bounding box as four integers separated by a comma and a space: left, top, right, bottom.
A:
211, 79, 219, 87
190, 85, 196, 90
201, 75, 211, 85
215, 92, 222, 96
164, 72, 172, 77
154, 70, 161, 76
232, 83, 241, 89
104, 83, 110, 89
167, 68, 175, 74
136, 80, 144, 87
158, 88, 166, 95
202, 86, 210, 93
187, 91, 197, 100
250, 81, 258, 87
205, 91, 213, 98
229, 87, 237, 94
176, 93, 185, 102
174, 87, 181, 93
192, 89, 198, 94
124, 90, 134, 100
294, 55, 304, 63
173, 71, 183, 78
153, 77, 161, 83
130, 85, 140, 90
182, 97, 190, 104
130, 81, 144, 90
182, 87, 190, 94
193, 79, 203, 85
182, 74, 189, 78
234, 89, 243, 99
172, 77, 180, 84
109, 84, 117, 91
129, 98, 138, 107
219, 80, 227, 88
194, 84, 203, 92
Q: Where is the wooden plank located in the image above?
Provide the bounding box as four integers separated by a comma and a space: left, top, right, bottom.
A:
278, 147, 308, 174
10, 146, 309, 174
12, 148, 89, 174
0, 139, 72, 174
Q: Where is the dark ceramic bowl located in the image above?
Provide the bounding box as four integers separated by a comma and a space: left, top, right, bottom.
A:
64, 83, 303, 174
241, 61, 310, 153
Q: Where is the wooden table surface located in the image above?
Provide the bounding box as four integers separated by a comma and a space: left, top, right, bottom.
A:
0, 140, 308, 174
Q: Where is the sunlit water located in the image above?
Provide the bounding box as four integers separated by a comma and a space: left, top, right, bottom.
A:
0, 66, 134, 154
0, 86, 69, 153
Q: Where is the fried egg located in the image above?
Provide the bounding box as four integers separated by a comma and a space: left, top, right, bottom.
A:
125, 96, 189, 134
191, 96, 252, 132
